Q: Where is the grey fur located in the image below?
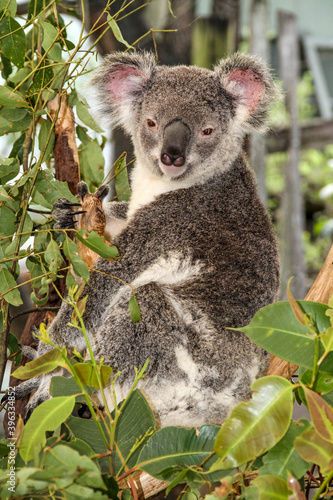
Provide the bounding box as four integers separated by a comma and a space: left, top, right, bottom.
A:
19, 52, 280, 426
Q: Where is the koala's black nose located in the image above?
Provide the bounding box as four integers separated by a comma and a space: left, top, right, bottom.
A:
161, 120, 190, 167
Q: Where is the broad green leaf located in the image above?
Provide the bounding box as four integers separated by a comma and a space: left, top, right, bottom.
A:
28, 0, 43, 19
260, 419, 311, 479
72, 363, 113, 388
63, 237, 89, 282
0, 155, 19, 182
303, 386, 333, 442
44, 239, 64, 268
300, 369, 333, 394
0, 0, 17, 17
29, 65, 54, 95
76, 230, 118, 260
138, 425, 222, 482
20, 397, 76, 462
0, 205, 16, 236
0, 112, 31, 136
0, 107, 28, 122
294, 427, 333, 473
0, 86, 29, 108
252, 475, 290, 500
0, 15, 26, 67
0, 265, 23, 306
76, 99, 104, 133
321, 326, 333, 352
112, 390, 156, 475
0, 185, 13, 202
50, 375, 94, 401
236, 301, 330, 371
43, 444, 106, 491
12, 348, 65, 380
32, 177, 78, 208
0, 52, 11, 79
128, 293, 140, 323
107, 14, 133, 50
40, 21, 62, 62
26, 256, 44, 288
115, 155, 131, 202
212, 376, 293, 469
8, 332, 22, 366
39, 117, 55, 159
5, 212, 33, 255
78, 137, 105, 191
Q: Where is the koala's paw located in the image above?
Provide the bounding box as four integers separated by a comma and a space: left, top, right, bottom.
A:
52, 198, 84, 230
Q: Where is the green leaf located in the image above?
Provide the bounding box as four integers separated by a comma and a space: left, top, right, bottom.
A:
0, 0, 17, 17
128, 293, 140, 323
0, 107, 28, 122
115, 155, 131, 202
28, 0, 43, 19
29, 65, 54, 95
0, 112, 32, 136
0, 85, 29, 108
20, 397, 76, 462
260, 419, 311, 479
0, 185, 13, 202
76, 99, 104, 133
236, 301, 331, 371
138, 425, 222, 482
300, 368, 333, 394
63, 237, 89, 282
45, 238, 64, 268
32, 176, 78, 208
8, 332, 22, 366
5, 212, 33, 255
252, 475, 290, 500
0, 205, 16, 236
50, 375, 94, 401
294, 427, 333, 473
72, 363, 113, 388
0, 155, 19, 182
76, 230, 118, 260
0, 14, 26, 67
40, 21, 62, 62
12, 348, 65, 380
303, 386, 333, 442
107, 14, 133, 50
78, 138, 105, 191
212, 376, 293, 469
0, 265, 23, 306
0, 53, 11, 79
39, 117, 55, 159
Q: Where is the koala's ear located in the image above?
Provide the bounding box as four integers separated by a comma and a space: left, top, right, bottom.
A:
215, 53, 280, 132
88, 51, 156, 134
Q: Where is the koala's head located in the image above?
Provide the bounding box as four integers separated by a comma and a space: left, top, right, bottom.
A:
90, 52, 279, 183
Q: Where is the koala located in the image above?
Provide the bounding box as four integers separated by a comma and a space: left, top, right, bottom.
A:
15, 52, 280, 427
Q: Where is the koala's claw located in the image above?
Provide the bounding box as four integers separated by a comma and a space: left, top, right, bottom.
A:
53, 198, 84, 230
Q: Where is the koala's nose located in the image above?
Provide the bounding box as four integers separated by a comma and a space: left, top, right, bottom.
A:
161, 120, 190, 168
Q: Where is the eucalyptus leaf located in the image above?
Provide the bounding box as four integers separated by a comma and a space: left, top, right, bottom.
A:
63, 236, 89, 282
0, 264, 23, 306
0, 14, 26, 67
212, 376, 293, 470
76, 230, 118, 260
0, 0, 17, 17
76, 98, 104, 133
294, 427, 333, 473
115, 155, 131, 202
303, 386, 333, 442
128, 293, 140, 323
41, 21, 62, 62
78, 138, 105, 191
252, 475, 290, 500
260, 419, 311, 479
72, 363, 113, 388
39, 117, 55, 159
235, 301, 331, 371
20, 397, 76, 462
0, 86, 29, 108
0, 155, 19, 182
107, 14, 133, 50
12, 348, 65, 380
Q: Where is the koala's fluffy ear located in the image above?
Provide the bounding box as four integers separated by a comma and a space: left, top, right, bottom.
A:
215, 53, 280, 132
89, 51, 156, 134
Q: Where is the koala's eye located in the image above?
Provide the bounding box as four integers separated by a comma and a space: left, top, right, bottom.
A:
147, 118, 157, 130
200, 127, 214, 137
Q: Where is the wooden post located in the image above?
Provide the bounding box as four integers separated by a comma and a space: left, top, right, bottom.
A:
278, 10, 306, 300
249, 0, 269, 205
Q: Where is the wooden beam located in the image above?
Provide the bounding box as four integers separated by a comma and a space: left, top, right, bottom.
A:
267, 118, 333, 154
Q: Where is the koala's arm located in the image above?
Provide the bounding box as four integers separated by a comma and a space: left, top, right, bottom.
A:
103, 201, 129, 242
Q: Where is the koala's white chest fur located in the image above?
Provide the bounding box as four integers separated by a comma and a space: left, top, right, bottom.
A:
128, 161, 191, 219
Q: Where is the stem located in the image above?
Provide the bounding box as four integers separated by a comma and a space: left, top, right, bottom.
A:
312, 470, 333, 500
311, 336, 320, 391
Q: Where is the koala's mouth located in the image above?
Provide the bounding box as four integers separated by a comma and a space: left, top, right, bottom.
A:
159, 162, 188, 178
